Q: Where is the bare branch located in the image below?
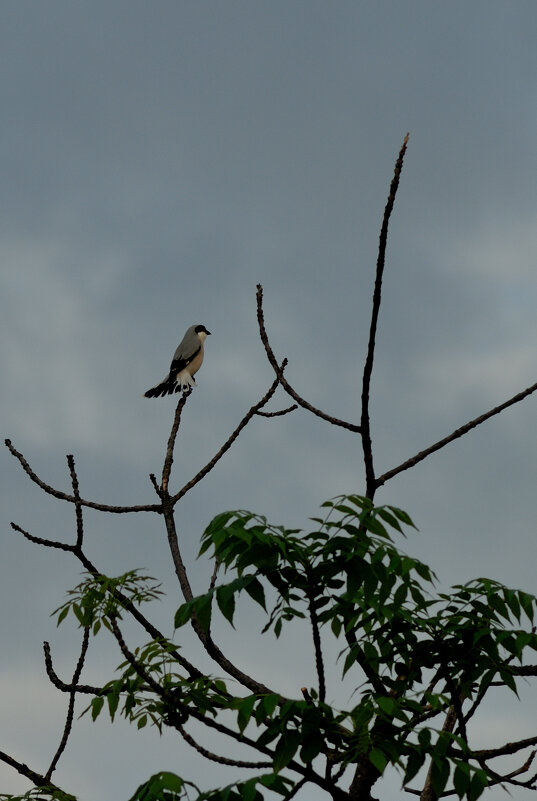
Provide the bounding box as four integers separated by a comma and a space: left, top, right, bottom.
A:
256, 404, 298, 417
376, 379, 537, 487
172, 369, 285, 503
44, 641, 110, 696
0, 749, 66, 793
11, 521, 77, 553
473, 734, 537, 760
162, 392, 189, 492
361, 133, 409, 498
305, 565, 326, 703
67, 455, 84, 548
256, 285, 362, 433
45, 626, 90, 782
161, 496, 276, 695
176, 723, 273, 769
5, 438, 161, 514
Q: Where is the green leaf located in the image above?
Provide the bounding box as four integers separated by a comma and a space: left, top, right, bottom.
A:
107, 689, 119, 721
56, 606, 69, 626
244, 576, 267, 610
216, 584, 236, 627
369, 747, 387, 773
237, 695, 256, 733
261, 693, 279, 718
468, 768, 488, 801
273, 730, 301, 773
430, 755, 450, 797
453, 762, 470, 798
127, 771, 185, 801
91, 696, 104, 721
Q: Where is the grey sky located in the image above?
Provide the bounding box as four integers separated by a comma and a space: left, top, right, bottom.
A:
1, 2, 537, 799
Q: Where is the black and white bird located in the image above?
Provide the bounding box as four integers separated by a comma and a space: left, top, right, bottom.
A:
144, 324, 211, 398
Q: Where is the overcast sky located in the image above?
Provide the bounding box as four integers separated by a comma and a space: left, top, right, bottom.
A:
1, 3, 537, 799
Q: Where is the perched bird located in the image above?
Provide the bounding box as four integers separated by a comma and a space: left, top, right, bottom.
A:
144, 324, 211, 398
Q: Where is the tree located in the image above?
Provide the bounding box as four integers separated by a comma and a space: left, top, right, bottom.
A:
4, 136, 537, 801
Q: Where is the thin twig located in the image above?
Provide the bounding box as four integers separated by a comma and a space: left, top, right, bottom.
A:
5, 439, 161, 514
67, 455, 84, 548
256, 404, 298, 417
44, 641, 110, 696
361, 133, 409, 499
11, 522, 77, 552
176, 723, 273, 769
283, 776, 309, 800
172, 369, 286, 503
376, 379, 537, 487
162, 393, 188, 492
161, 495, 275, 695
0, 749, 65, 793
305, 565, 326, 703
45, 626, 90, 781
256, 285, 362, 433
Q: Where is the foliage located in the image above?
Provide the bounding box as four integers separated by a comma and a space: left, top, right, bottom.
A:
44, 496, 537, 800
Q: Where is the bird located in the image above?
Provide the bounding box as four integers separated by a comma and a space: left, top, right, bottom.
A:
144, 324, 211, 398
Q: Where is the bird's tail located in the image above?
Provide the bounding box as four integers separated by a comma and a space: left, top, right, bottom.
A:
144, 374, 180, 398
144, 372, 196, 398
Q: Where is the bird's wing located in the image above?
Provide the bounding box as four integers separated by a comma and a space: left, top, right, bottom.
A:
169, 328, 201, 374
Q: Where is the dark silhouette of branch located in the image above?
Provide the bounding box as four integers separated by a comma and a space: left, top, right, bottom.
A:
0, 749, 66, 794
361, 133, 409, 499
67, 455, 84, 548
11, 521, 78, 553
176, 723, 273, 769
109, 617, 341, 797
419, 706, 458, 801
305, 565, 326, 703
161, 494, 276, 696
5, 438, 161, 514
482, 754, 537, 790
376, 379, 537, 487
256, 285, 362, 434
44, 641, 110, 696
11, 519, 203, 682
44, 626, 90, 782
473, 735, 537, 760
256, 404, 298, 417
283, 776, 309, 800
162, 392, 189, 492
171, 368, 286, 503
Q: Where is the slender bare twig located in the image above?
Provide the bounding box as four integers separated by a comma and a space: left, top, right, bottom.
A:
283, 776, 309, 800
161, 496, 275, 695
5, 438, 161, 514
67, 455, 84, 548
361, 133, 409, 499
376, 379, 537, 487
45, 626, 90, 782
0, 750, 65, 793
162, 393, 189, 492
305, 565, 326, 703
475, 752, 537, 790
11, 521, 77, 552
256, 404, 298, 417
172, 369, 286, 503
473, 735, 537, 760
256, 285, 362, 434
44, 641, 110, 696
176, 723, 273, 769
